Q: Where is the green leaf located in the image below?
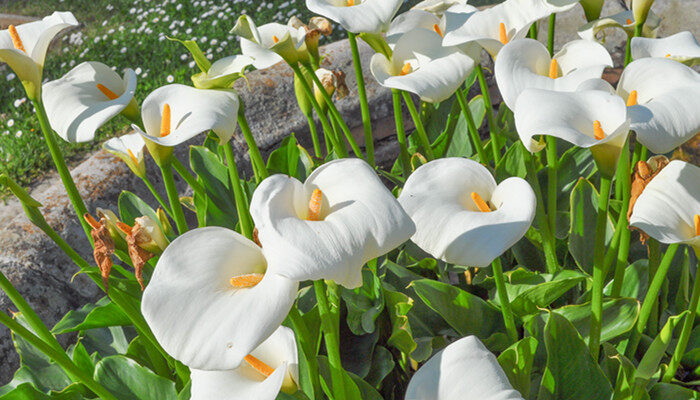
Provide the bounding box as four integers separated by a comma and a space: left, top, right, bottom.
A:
549, 298, 639, 344
52, 297, 130, 335
341, 270, 384, 335
81, 326, 131, 358
365, 346, 395, 388
410, 279, 505, 339
649, 383, 700, 399
189, 145, 238, 228
505, 269, 587, 316
495, 141, 527, 182
167, 37, 211, 73
538, 312, 612, 400
382, 284, 418, 358
604, 259, 649, 300
568, 178, 614, 274
446, 95, 485, 158
497, 337, 538, 398
118, 191, 161, 229
266, 133, 306, 179
0, 383, 52, 400
635, 312, 688, 384
316, 356, 365, 400
94, 355, 177, 400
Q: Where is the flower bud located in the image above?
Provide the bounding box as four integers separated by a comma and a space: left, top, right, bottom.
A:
632, 0, 655, 27
133, 215, 169, 254
156, 207, 175, 237
309, 17, 333, 37
96, 208, 127, 250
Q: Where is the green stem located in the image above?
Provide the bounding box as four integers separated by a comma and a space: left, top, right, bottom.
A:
475, 64, 500, 164
141, 175, 173, 219
455, 88, 487, 163
663, 256, 700, 382
401, 91, 435, 160
524, 150, 559, 273
546, 137, 558, 239
610, 143, 632, 297
589, 175, 612, 360
313, 281, 346, 400
159, 164, 188, 234
34, 100, 91, 241
222, 144, 253, 240
528, 23, 538, 39
305, 112, 323, 158
625, 243, 681, 358
237, 107, 269, 183
391, 90, 410, 176
0, 311, 119, 400
492, 257, 518, 344
328, 109, 348, 157
547, 14, 556, 55
647, 239, 661, 336
171, 157, 205, 198
347, 32, 374, 166
288, 306, 322, 398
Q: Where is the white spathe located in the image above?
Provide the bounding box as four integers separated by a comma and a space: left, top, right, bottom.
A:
103, 132, 146, 177
371, 28, 475, 103
141, 227, 298, 371
495, 38, 612, 108
577, 9, 661, 42
630, 160, 700, 254
398, 158, 536, 268
42, 62, 137, 143
132, 84, 239, 146
192, 54, 253, 89
631, 31, 700, 66
190, 326, 299, 400
232, 15, 307, 69
412, 0, 468, 17
618, 57, 700, 154
250, 158, 415, 289
405, 336, 525, 400
0, 11, 78, 96
305, 0, 403, 34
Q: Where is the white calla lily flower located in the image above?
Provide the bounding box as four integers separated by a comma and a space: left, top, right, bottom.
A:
631, 31, 700, 66
442, 0, 579, 57
191, 326, 299, 400
42, 62, 137, 143
192, 54, 253, 89
305, 0, 403, 34
232, 15, 307, 69
405, 335, 524, 400
412, 0, 468, 17
495, 38, 612, 108
630, 160, 700, 255
141, 227, 298, 371
132, 84, 239, 147
250, 158, 415, 289
0, 11, 78, 98
371, 28, 475, 103
103, 132, 146, 177
617, 57, 700, 154
398, 158, 536, 268
514, 88, 630, 177
577, 10, 661, 42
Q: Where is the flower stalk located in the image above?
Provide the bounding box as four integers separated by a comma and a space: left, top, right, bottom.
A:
159, 164, 188, 235
524, 150, 559, 273
491, 257, 518, 344
391, 89, 410, 176
401, 91, 435, 160
455, 88, 488, 164
589, 175, 612, 360
237, 105, 270, 183
347, 32, 374, 166
314, 280, 347, 400
222, 144, 254, 240
475, 64, 500, 164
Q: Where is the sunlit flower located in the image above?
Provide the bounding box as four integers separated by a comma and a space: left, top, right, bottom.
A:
190, 326, 299, 400
103, 132, 146, 178
250, 158, 415, 289
42, 62, 137, 143
631, 31, 700, 67
231, 15, 307, 68
412, 0, 468, 17
577, 10, 661, 42
495, 38, 612, 108
305, 0, 403, 34
405, 336, 525, 400
141, 227, 299, 370
191, 54, 252, 89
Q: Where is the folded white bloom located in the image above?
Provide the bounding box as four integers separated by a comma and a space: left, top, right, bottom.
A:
412, 0, 468, 17
0, 11, 78, 97
577, 10, 661, 42
442, 0, 579, 57
630, 160, 700, 254
632, 31, 700, 67
514, 88, 629, 177
306, 0, 403, 34
192, 54, 253, 89
495, 38, 612, 108
232, 15, 307, 69
42, 62, 137, 143
142, 227, 298, 371
405, 336, 524, 400
250, 158, 415, 289
191, 326, 299, 400
132, 84, 239, 146
103, 132, 146, 177
398, 158, 535, 267
617, 57, 700, 154
371, 28, 475, 103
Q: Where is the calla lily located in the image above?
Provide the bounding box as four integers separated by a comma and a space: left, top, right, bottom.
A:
131, 215, 169, 254
442, 0, 580, 58
42, 61, 138, 143
398, 158, 536, 268
514, 88, 630, 177
190, 326, 299, 400
412, 0, 468, 17
103, 132, 146, 178
631, 31, 700, 67
192, 55, 252, 89
132, 84, 239, 148
495, 38, 612, 108
371, 28, 475, 103
577, 10, 661, 42
0, 11, 78, 99
405, 335, 524, 400
617, 57, 700, 154
250, 158, 415, 289
629, 160, 700, 255
305, 0, 403, 34
232, 15, 307, 68
141, 227, 298, 371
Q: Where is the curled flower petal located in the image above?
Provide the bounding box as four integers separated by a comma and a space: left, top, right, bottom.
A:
631, 31, 700, 66
305, 0, 403, 34
577, 9, 661, 42
103, 132, 146, 176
